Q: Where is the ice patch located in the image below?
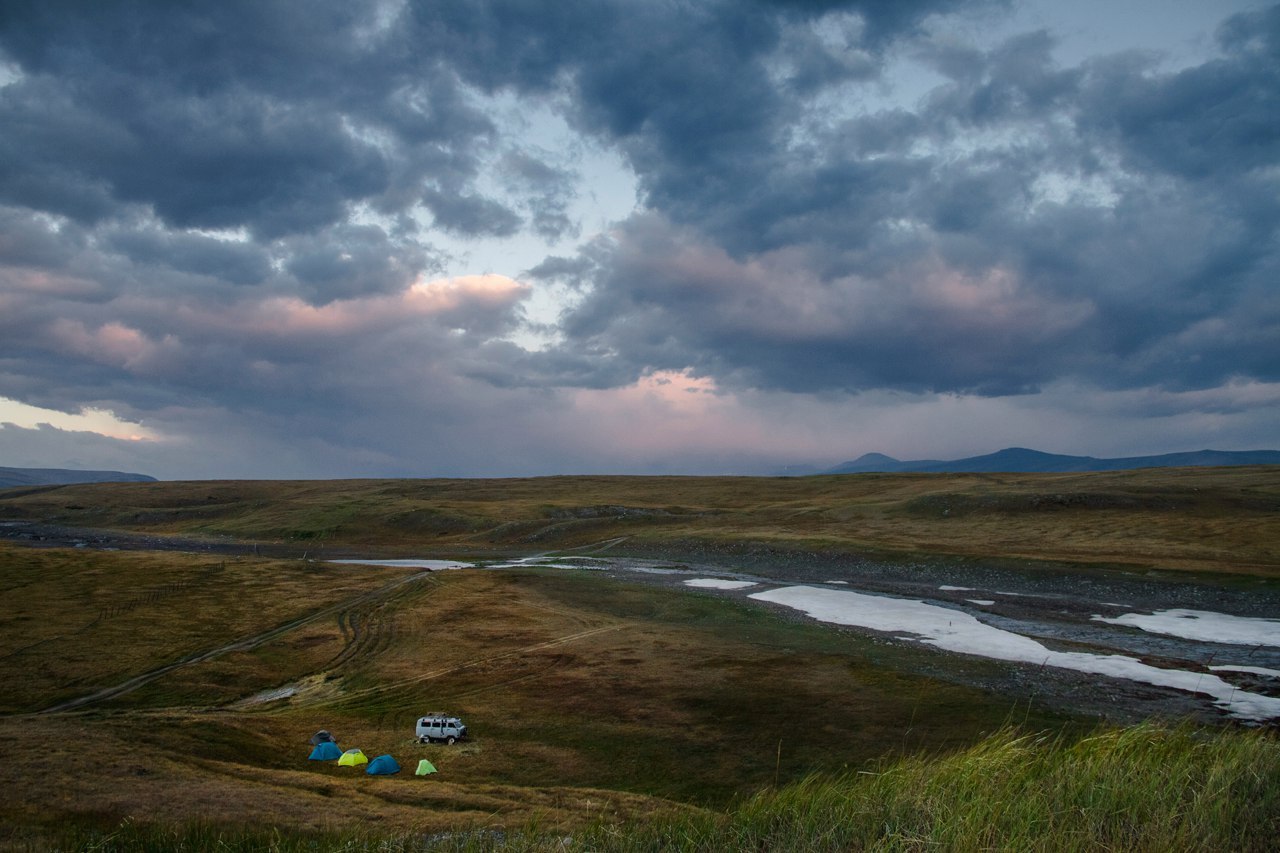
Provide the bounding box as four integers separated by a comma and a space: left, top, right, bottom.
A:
825, 580, 849, 585
939, 585, 973, 591
1092, 609, 1280, 647
750, 585, 1280, 722
967, 599, 996, 606
329, 559, 469, 570
685, 578, 758, 590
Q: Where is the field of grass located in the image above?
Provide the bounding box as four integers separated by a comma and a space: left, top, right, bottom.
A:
0, 544, 1073, 848
28, 724, 1280, 851
3, 466, 1278, 575
1, 468, 1277, 849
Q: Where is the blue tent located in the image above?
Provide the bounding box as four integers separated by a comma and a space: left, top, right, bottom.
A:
366, 754, 401, 775
309, 741, 342, 761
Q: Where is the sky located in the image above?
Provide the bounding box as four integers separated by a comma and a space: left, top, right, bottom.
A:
0, 0, 1277, 479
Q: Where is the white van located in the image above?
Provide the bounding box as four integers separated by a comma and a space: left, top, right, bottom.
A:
416, 715, 467, 744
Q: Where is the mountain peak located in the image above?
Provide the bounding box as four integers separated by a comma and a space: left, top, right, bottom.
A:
850, 452, 900, 465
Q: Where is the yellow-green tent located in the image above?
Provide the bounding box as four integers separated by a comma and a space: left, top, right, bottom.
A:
415, 759, 437, 776
338, 748, 368, 767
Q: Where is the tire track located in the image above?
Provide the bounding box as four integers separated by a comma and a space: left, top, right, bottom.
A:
31, 569, 439, 715
307, 623, 624, 712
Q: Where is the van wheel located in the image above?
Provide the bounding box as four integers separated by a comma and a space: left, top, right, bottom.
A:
446, 736, 456, 745
419, 737, 429, 744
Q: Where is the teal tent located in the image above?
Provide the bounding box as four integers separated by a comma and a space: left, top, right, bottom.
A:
366, 754, 401, 775
309, 741, 342, 761
415, 759, 437, 776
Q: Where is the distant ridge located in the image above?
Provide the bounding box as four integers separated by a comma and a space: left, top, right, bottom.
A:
828, 447, 1280, 475
0, 467, 157, 488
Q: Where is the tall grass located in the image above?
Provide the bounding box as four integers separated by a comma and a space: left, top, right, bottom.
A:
598, 722, 1280, 852
39, 722, 1278, 851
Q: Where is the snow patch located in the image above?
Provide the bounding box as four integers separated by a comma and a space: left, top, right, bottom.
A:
329, 559, 469, 570
685, 578, 758, 590
750, 585, 1280, 722
1210, 665, 1280, 678
243, 686, 296, 705
1092, 609, 1280, 647
939, 585, 973, 591
967, 599, 996, 606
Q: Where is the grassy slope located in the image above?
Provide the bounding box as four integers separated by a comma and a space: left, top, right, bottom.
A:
2, 469, 1277, 848
2, 466, 1278, 574
596, 723, 1280, 853
29, 725, 1280, 851
0, 545, 1068, 845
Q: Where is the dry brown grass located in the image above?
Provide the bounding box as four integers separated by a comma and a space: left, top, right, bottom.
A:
3, 466, 1277, 574
0, 544, 416, 713
0, 548, 1057, 839
0, 714, 688, 839
1, 471, 1275, 846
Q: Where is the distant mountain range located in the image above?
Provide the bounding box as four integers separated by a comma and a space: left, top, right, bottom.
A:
827, 447, 1280, 475
0, 466, 157, 488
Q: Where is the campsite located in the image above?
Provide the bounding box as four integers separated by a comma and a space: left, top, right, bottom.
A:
0, 468, 1277, 849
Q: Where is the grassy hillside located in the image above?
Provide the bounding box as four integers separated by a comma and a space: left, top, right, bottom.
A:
3, 466, 1279, 575
32, 724, 1280, 851
2, 469, 1277, 849
0, 543, 1068, 847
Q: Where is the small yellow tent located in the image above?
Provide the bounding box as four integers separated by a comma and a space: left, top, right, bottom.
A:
415, 759, 437, 776
338, 748, 368, 767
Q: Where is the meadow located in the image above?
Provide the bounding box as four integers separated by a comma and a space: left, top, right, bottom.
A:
0, 467, 1277, 849
1, 466, 1277, 574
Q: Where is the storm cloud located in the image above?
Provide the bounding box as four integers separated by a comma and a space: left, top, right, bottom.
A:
0, 0, 1276, 477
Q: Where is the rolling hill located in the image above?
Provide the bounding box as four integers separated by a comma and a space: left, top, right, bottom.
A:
0, 466, 157, 488
829, 447, 1280, 474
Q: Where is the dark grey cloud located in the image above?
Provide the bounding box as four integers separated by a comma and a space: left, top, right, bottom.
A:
104, 228, 272, 287
421, 188, 522, 238
402, 0, 983, 244
0, 0, 1275, 477
1081, 8, 1280, 182
500, 150, 579, 241
282, 224, 435, 303
528, 5, 1280, 402
0, 0, 509, 239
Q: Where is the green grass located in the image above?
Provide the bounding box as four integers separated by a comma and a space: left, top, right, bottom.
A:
29, 723, 1279, 852
597, 723, 1280, 852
